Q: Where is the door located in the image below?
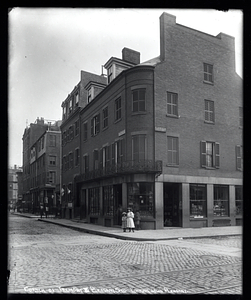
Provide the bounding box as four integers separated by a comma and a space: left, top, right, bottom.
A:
164, 183, 182, 227
113, 184, 122, 225
80, 189, 87, 219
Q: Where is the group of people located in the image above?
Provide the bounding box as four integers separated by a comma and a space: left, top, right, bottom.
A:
121, 208, 141, 232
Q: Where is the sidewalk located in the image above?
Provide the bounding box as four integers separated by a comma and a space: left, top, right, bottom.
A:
11, 212, 242, 241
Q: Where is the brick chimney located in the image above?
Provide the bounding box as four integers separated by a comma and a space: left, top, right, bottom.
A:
122, 48, 140, 65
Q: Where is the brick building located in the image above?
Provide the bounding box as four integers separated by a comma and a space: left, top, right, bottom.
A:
8, 165, 22, 210
60, 12, 242, 228
22, 118, 62, 214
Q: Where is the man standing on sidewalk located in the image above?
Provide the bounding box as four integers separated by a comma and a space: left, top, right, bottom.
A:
45, 206, 49, 218
40, 205, 44, 218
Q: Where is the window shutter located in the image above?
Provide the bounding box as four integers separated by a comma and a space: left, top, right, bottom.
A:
97, 113, 100, 133
200, 141, 207, 167
215, 142, 220, 168
236, 145, 242, 170
91, 118, 94, 136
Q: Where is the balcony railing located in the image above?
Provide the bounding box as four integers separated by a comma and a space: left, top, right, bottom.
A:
75, 160, 162, 183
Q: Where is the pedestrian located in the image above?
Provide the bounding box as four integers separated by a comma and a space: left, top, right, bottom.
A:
135, 210, 141, 230
127, 208, 135, 232
45, 206, 49, 218
40, 205, 44, 218
122, 212, 127, 232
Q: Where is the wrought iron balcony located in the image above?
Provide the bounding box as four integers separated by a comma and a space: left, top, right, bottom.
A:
74, 160, 162, 183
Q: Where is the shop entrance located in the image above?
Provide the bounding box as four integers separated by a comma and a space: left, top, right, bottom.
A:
113, 184, 122, 226
164, 183, 182, 227
80, 189, 87, 219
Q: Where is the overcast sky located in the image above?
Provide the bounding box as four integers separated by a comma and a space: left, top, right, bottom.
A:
8, 8, 243, 168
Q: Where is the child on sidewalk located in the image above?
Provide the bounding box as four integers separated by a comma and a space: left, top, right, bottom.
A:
122, 212, 127, 232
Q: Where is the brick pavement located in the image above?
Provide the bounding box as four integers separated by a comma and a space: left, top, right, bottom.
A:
8, 215, 242, 295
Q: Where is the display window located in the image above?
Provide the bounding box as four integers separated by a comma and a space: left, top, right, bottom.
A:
235, 186, 243, 217
190, 184, 207, 218
103, 185, 114, 216
213, 185, 229, 217
127, 182, 154, 217
88, 187, 100, 215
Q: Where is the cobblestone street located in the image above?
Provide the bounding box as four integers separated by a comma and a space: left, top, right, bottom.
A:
8, 214, 242, 295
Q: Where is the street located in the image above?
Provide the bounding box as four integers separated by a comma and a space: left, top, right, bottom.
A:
8, 214, 242, 295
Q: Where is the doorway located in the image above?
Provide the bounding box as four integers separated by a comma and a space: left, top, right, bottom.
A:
80, 189, 87, 219
164, 183, 182, 227
113, 184, 122, 226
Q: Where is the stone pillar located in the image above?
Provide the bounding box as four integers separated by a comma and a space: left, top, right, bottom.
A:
182, 183, 190, 227
229, 185, 236, 226
207, 184, 214, 227
155, 181, 163, 229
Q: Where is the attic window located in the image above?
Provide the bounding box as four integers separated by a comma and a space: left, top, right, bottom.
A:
108, 65, 113, 83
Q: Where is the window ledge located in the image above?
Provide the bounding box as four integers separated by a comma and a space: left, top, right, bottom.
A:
204, 120, 215, 125
202, 166, 218, 170
132, 111, 147, 116
114, 118, 122, 124
166, 114, 179, 119
166, 164, 179, 168
203, 80, 214, 86
190, 217, 207, 219
102, 126, 109, 132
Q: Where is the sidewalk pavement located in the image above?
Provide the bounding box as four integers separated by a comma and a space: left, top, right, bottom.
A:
11, 212, 242, 242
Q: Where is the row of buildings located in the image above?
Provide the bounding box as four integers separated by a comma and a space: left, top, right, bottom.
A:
17, 12, 243, 229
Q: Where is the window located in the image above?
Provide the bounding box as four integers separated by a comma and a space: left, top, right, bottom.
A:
69, 98, 73, 113
83, 155, 89, 173
239, 107, 243, 127
115, 97, 121, 121
75, 148, 80, 166
167, 92, 178, 116
41, 136, 44, 149
87, 88, 92, 103
49, 135, 56, 147
49, 156, 56, 166
201, 141, 220, 168
167, 136, 179, 166
63, 105, 66, 119
69, 152, 74, 169
83, 122, 88, 141
93, 150, 99, 170
75, 120, 79, 136
205, 100, 215, 123
132, 135, 146, 161
48, 171, 56, 184
103, 185, 114, 216
69, 125, 74, 140
75, 91, 79, 106
108, 65, 113, 83
132, 89, 146, 112
190, 184, 207, 218
100, 146, 110, 169
235, 186, 243, 217
203, 63, 213, 83
214, 185, 229, 217
127, 182, 154, 217
236, 145, 243, 171
91, 114, 100, 136
103, 107, 108, 129
88, 187, 100, 215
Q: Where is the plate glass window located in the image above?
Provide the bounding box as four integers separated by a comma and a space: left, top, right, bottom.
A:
213, 185, 229, 217
190, 184, 207, 218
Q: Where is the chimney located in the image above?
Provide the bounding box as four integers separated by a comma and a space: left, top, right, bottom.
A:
122, 48, 140, 65
159, 12, 176, 61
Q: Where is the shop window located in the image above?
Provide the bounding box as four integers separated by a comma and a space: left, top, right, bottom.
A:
127, 182, 154, 217
213, 185, 229, 217
235, 186, 243, 217
190, 184, 207, 218
88, 187, 100, 215
103, 186, 114, 216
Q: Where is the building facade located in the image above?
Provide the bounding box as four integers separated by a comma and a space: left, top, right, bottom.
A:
22, 118, 62, 214
60, 13, 242, 229
8, 165, 22, 210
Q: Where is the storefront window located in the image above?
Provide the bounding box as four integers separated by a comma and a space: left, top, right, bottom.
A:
88, 187, 100, 215
190, 184, 207, 218
103, 186, 114, 216
214, 185, 229, 217
235, 186, 243, 217
127, 183, 154, 217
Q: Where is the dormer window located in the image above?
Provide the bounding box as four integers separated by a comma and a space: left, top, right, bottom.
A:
87, 87, 93, 103
63, 105, 66, 119
69, 98, 73, 113
75, 91, 79, 106
108, 65, 113, 83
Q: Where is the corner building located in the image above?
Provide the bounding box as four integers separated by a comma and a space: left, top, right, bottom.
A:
61, 13, 242, 229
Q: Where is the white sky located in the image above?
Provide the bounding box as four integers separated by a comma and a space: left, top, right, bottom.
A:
8, 8, 243, 167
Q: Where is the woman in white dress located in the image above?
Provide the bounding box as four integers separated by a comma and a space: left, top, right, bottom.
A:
127, 208, 135, 232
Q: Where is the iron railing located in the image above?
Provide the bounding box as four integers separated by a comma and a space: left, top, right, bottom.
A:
75, 160, 162, 183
